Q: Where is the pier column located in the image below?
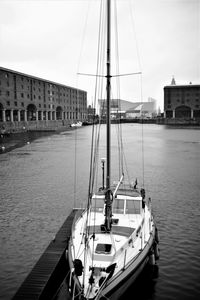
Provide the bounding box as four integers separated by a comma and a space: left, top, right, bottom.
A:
24, 110, 27, 122
10, 109, 14, 122
2, 110, 6, 122
172, 110, 175, 118
18, 110, 21, 122
45, 111, 48, 121
36, 111, 38, 121
41, 111, 43, 121
191, 109, 194, 119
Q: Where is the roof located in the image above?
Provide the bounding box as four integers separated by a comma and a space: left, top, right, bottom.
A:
0, 66, 87, 93
164, 84, 200, 89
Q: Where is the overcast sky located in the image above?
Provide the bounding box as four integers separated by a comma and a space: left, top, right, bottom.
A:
0, 0, 199, 111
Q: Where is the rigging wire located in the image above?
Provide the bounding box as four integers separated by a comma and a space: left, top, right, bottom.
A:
88, 0, 106, 200
113, 0, 124, 180
128, 0, 145, 187
83, 0, 107, 290
140, 73, 145, 188
73, 1, 91, 209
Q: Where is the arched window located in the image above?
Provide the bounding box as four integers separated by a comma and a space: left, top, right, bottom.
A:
27, 104, 37, 121
175, 106, 191, 118
56, 106, 63, 120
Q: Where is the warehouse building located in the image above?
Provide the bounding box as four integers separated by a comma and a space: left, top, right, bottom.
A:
164, 78, 200, 119
0, 67, 87, 130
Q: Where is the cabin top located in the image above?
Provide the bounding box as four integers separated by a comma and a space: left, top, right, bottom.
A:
92, 189, 142, 215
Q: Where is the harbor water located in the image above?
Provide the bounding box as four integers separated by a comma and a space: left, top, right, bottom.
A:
0, 124, 200, 300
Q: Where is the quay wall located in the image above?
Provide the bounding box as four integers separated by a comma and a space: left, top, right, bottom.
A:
1, 117, 200, 135
0, 119, 72, 133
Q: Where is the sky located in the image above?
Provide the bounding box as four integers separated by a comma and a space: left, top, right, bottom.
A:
0, 0, 199, 111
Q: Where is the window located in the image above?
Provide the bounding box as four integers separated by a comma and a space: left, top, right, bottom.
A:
21, 102, 24, 107
14, 101, 17, 106
113, 199, 124, 214
6, 101, 10, 106
21, 93, 24, 98
95, 243, 112, 254
6, 91, 10, 96
126, 200, 141, 214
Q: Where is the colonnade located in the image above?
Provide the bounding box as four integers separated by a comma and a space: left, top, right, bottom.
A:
164, 109, 194, 119
0, 109, 85, 122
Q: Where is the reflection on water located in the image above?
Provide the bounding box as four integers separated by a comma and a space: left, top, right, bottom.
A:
0, 124, 200, 299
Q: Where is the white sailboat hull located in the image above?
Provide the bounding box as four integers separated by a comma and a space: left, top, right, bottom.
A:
66, 197, 158, 300
67, 230, 156, 300
100, 226, 156, 299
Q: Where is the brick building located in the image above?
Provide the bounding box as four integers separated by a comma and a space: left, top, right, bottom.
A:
164, 78, 200, 119
0, 67, 87, 128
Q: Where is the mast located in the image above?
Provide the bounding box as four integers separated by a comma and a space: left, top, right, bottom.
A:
105, 0, 112, 232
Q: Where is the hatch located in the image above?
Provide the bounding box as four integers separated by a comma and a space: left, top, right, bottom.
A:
95, 243, 112, 254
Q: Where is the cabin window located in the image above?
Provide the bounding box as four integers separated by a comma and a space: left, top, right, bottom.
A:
113, 199, 124, 214
91, 199, 105, 212
126, 200, 141, 214
95, 243, 112, 254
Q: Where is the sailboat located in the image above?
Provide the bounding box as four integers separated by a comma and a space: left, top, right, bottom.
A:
66, 1, 159, 299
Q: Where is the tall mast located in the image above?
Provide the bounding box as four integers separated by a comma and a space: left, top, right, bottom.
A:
105, 0, 112, 232
106, 0, 111, 190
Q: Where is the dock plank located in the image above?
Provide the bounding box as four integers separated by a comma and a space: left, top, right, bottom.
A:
12, 209, 84, 300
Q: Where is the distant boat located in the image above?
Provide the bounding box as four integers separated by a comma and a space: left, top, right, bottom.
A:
70, 121, 82, 128
66, 1, 159, 299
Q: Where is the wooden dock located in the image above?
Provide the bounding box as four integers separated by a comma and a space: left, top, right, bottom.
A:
12, 209, 83, 300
